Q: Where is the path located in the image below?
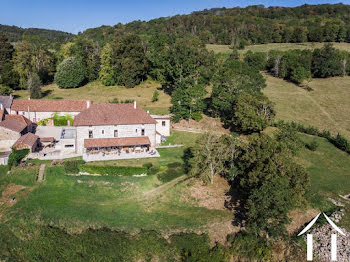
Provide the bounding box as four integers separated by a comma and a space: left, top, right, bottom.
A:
142, 175, 187, 198
37, 164, 46, 183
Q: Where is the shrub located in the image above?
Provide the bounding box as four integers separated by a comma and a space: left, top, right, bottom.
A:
64, 160, 80, 174
8, 149, 29, 169
157, 163, 183, 183
142, 163, 153, 170
55, 57, 86, 89
152, 90, 159, 102
228, 232, 272, 261
306, 139, 319, 151
0, 84, 12, 95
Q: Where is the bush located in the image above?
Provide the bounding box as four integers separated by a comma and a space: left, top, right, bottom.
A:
55, 57, 86, 89
306, 139, 319, 151
79, 165, 147, 176
142, 163, 153, 170
152, 90, 159, 102
228, 232, 272, 261
157, 163, 183, 183
0, 84, 12, 95
64, 160, 81, 174
8, 149, 29, 169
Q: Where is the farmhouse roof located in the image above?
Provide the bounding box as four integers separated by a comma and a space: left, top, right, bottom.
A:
13, 133, 39, 149
84, 137, 151, 148
11, 99, 91, 112
74, 103, 157, 126
0, 115, 31, 133
5, 115, 32, 126
0, 96, 13, 109
150, 114, 171, 119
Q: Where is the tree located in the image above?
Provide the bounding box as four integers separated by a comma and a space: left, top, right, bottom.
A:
0, 32, 14, 74
55, 57, 86, 89
102, 33, 149, 88
27, 73, 42, 99
312, 43, 343, 78
170, 85, 206, 122
152, 90, 159, 102
234, 134, 309, 238
190, 133, 237, 184
210, 59, 266, 121
230, 93, 275, 134
13, 36, 55, 88
158, 37, 216, 94
244, 51, 267, 71
99, 43, 115, 86
0, 85, 12, 95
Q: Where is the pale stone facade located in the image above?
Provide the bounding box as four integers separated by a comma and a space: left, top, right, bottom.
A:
0, 127, 21, 151
76, 124, 156, 154
151, 115, 171, 137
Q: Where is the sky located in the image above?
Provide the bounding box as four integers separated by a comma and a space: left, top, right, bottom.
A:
0, 0, 349, 34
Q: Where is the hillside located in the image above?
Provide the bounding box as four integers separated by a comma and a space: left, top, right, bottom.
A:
80, 4, 350, 45
0, 24, 73, 43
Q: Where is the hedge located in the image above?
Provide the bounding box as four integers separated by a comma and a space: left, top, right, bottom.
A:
79, 165, 148, 176
274, 120, 350, 154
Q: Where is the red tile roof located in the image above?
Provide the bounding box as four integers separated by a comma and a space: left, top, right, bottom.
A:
13, 133, 39, 149
5, 115, 32, 126
74, 103, 157, 126
11, 99, 91, 112
0, 115, 31, 133
84, 137, 151, 148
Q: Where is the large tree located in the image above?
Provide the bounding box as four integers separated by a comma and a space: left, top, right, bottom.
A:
312, 43, 343, 78
234, 133, 309, 238
190, 133, 237, 184
210, 59, 266, 124
0, 32, 17, 88
54, 57, 86, 89
99, 33, 149, 88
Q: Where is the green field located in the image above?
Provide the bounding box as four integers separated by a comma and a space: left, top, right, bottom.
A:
207, 42, 350, 55
296, 134, 350, 229
264, 74, 350, 139
13, 79, 171, 115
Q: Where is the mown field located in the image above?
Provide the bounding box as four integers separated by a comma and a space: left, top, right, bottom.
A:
207, 42, 350, 55
13, 79, 171, 115
264, 74, 350, 139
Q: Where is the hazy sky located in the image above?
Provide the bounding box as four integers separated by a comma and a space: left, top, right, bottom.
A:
0, 0, 348, 34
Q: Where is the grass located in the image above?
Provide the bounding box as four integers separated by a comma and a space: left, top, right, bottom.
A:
7, 165, 231, 233
13, 79, 171, 115
296, 134, 350, 229
264, 74, 350, 139
206, 42, 350, 56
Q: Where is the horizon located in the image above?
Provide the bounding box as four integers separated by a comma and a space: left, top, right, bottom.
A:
1, 0, 347, 34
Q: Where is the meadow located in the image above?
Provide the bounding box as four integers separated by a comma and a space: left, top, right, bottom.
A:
206, 42, 350, 55
264, 74, 350, 139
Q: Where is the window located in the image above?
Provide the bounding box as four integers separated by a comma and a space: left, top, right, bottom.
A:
135, 129, 138, 133
89, 130, 93, 138
162, 121, 166, 126
65, 144, 74, 148
114, 130, 118, 137
141, 129, 145, 136
102, 130, 104, 135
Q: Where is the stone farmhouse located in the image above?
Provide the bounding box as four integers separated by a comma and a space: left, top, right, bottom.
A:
0, 96, 171, 162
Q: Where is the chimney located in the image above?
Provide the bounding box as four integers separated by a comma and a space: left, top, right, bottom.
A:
9, 94, 12, 99
146, 110, 149, 114
134, 100, 137, 109
87, 100, 91, 109
28, 97, 31, 100
0, 104, 3, 110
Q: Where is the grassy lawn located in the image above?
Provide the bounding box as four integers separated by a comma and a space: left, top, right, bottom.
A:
296, 134, 350, 228
13, 79, 171, 115
264, 74, 350, 139
206, 42, 350, 55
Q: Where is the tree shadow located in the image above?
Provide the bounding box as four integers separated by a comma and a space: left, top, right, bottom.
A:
225, 184, 247, 227
41, 89, 52, 98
